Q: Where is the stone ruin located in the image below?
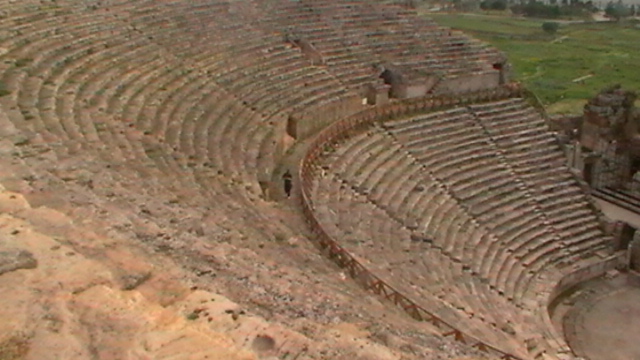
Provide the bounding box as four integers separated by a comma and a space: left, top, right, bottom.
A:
0, 0, 624, 359
568, 85, 640, 190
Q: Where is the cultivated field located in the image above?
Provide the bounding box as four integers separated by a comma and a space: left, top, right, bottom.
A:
425, 13, 640, 114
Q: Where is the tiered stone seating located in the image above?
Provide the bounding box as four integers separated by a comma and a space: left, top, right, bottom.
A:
255, 0, 503, 93
310, 169, 532, 358
0, 0, 611, 358
256, 0, 380, 90
468, 99, 609, 265
0, 2, 205, 239
126, 0, 358, 179
0, 1, 238, 199
123, 4, 277, 182
308, 99, 612, 358
383, 108, 575, 304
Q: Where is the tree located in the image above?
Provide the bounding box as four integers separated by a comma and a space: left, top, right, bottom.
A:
480, 0, 507, 10
605, 0, 631, 20
491, 0, 508, 10
542, 21, 560, 34
605, 1, 618, 19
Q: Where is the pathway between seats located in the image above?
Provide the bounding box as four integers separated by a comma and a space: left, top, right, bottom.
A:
270, 138, 313, 205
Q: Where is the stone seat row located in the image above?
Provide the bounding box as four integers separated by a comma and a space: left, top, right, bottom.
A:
382, 113, 575, 301
128, 8, 354, 121
320, 125, 564, 307
251, 0, 503, 90
310, 171, 534, 358
467, 99, 610, 260
306, 100, 613, 358
0, 4, 281, 191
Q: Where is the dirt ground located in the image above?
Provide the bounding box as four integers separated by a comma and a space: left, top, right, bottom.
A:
560, 273, 640, 360
572, 282, 640, 360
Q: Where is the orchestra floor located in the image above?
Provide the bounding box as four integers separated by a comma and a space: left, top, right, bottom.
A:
561, 272, 640, 360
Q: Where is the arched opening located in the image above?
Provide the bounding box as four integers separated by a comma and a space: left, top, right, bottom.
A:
493, 62, 506, 85
379, 68, 394, 86
630, 238, 640, 271
279, 115, 297, 159
378, 68, 403, 98
628, 157, 640, 183
286, 114, 297, 140
618, 223, 635, 251
583, 160, 594, 186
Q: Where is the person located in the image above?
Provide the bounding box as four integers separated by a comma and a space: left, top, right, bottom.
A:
282, 170, 293, 198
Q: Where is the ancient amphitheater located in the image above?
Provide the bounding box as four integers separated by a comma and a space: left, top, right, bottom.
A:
0, 1, 627, 360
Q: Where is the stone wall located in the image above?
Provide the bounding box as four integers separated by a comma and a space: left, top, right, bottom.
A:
578, 86, 639, 188
293, 94, 364, 140
549, 253, 626, 302
545, 251, 626, 356
395, 82, 429, 98
392, 77, 439, 98
435, 71, 501, 94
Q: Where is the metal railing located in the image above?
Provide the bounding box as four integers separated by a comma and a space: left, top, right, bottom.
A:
297, 84, 527, 360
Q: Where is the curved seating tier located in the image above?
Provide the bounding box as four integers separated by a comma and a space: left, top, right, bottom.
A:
0, 0, 509, 192
467, 99, 606, 261
0, 0, 364, 195
314, 130, 542, 355
255, 0, 503, 92
308, 98, 611, 358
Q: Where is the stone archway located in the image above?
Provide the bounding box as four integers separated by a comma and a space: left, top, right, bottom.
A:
629, 237, 640, 271
286, 114, 297, 140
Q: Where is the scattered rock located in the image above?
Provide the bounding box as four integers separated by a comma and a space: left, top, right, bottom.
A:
224, 308, 245, 321
371, 331, 400, 348
120, 272, 152, 291
0, 249, 37, 275
287, 236, 301, 246
500, 323, 516, 336
0, 334, 30, 359
190, 224, 205, 237
251, 334, 276, 352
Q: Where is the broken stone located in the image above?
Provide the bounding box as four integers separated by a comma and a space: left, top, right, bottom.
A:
500, 323, 516, 336
0, 249, 38, 276
287, 236, 301, 246
120, 272, 151, 291
251, 335, 276, 352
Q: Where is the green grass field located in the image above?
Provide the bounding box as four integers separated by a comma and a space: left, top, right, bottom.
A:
425, 13, 640, 114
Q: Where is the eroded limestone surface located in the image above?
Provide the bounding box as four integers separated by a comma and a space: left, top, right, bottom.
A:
0, 249, 37, 276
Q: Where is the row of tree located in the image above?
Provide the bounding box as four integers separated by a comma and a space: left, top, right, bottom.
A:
510, 0, 596, 17
604, 0, 637, 20
475, 0, 637, 19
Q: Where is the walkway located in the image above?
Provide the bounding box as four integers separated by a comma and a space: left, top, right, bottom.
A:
269, 138, 312, 203
593, 197, 640, 229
